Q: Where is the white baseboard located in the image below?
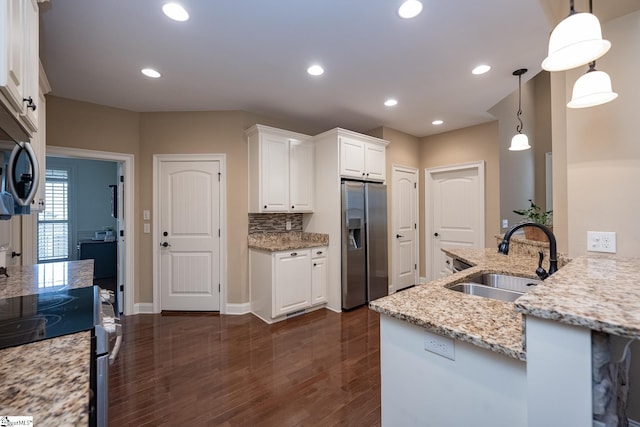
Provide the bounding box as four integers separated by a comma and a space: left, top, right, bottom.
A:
225, 302, 251, 315
134, 303, 154, 314
419, 276, 428, 284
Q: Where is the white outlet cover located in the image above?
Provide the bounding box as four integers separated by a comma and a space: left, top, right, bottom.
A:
587, 231, 617, 254
424, 331, 455, 360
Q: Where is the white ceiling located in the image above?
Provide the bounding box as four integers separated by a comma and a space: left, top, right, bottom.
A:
40, 0, 556, 137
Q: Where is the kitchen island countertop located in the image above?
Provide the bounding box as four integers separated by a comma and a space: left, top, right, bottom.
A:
370, 247, 541, 361
0, 260, 95, 426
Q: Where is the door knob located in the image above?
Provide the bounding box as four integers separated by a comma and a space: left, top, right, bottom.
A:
434, 232, 439, 237
161, 242, 171, 247
396, 234, 404, 238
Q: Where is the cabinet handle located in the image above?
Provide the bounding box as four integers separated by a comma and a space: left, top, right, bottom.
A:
316, 251, 323, 255
362, 172, 365, 176
264, 205, 267, 209
291, 205, 294, 209
23, 97, 36, 111
313, 263, 317, 267
366, 173, 369, 176
290, 252, 297, 256
11, 251, 21, 258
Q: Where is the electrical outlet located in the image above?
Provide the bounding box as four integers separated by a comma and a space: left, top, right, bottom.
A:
424, 331, 455, 360
502, 219, 509, 228
285, 220, 292, 231
143, 223, 150, 234
587, 231, 617, 253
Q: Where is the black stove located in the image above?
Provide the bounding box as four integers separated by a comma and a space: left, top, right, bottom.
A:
0, 286, 98, 350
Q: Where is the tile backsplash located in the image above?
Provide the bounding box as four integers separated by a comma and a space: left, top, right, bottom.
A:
248, 213, 303, 234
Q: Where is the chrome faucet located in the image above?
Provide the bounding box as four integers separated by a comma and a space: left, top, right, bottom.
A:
498, 222, 558, 280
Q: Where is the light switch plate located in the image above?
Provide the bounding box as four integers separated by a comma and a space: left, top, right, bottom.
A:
143, 210, 151, 220
587, 231, 616, 253
502, 219, 508, 228
143, 223, 150, 234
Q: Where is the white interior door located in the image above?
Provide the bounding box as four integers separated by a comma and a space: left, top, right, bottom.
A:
392, 166, 418, 292
159, 160, 221, 311
426, 162, 484, 280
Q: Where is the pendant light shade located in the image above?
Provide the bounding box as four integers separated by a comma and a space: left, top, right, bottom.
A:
567, 64, 618, 108
510, 133, 531, 151
509, 68, 531, 152
542, 12, 610, 72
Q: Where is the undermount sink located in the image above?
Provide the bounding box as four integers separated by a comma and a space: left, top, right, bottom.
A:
447, 273, 542, 302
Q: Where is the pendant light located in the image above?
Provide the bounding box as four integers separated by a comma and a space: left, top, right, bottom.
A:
510, 68, 530, 151
542, 0, 610, 72
567, 2, 617, 108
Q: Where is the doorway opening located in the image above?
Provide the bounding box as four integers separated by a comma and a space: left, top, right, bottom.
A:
23, 146, 135, 315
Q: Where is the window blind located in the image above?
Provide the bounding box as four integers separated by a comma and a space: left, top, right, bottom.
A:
37, 169, 70, 262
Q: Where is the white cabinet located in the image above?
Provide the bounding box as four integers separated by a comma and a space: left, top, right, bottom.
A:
274, 249, 311, 317
247, 124, 314, 213
250, 246, 328, 323
311, 247, 328, 305
339, 135, 387, 182
31, 63, 50, 212
0, 0, 40, 136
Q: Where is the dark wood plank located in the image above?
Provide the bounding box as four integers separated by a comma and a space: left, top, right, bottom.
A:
109, 307, 381, 426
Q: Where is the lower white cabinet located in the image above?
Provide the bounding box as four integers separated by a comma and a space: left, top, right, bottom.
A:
250, 246, 328, 323
311, 247, 328, 305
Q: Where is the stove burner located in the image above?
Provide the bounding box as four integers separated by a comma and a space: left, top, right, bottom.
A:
0, 314, 62, 347
37, 293, 77, 311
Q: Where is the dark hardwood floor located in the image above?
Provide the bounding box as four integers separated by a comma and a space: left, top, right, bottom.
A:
109, 307, 381, 426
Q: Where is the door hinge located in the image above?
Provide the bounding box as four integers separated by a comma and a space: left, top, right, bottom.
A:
414, 223, 417, 230
120, 230, 124, 237
414, 182, 416, 189
218, 172, 221, 182
218, 229, 220, 237
218, 284, 220, 292
120, 175, 124, 183
120, 284, 124, 291
415, 264, 417, 270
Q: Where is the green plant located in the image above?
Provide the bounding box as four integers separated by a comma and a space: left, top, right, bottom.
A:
513, 199, 553, 226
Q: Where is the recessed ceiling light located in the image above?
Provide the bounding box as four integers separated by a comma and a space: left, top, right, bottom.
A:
307, 65, 324, 76
472, 65, 491, 75
398, 0, 423, 19
141, 68, 161, 78
162, 3, 189, 22
432, 120, 444, 125
384, 99, 398, 107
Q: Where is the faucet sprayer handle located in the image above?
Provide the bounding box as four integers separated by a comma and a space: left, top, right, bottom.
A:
536, 251, 549, 280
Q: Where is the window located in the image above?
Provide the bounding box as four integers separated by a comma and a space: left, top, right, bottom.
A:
37, 168, 70, 262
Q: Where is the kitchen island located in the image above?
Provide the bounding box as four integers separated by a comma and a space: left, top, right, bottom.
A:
0, 260, 95, 426
370, 246, 640, 427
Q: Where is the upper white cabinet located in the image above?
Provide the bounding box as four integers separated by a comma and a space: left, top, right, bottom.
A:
339, 133, 388, 182
0, 0, 40, 136
247, 124, 314, 213
31, 63, 51, 212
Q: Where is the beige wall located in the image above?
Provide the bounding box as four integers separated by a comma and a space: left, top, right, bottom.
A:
46, 98, 318, 305
551, 9, 640, 420
418, 121, 500, 277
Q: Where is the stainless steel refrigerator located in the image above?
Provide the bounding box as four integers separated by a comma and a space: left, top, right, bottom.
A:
341, 181, 388, 310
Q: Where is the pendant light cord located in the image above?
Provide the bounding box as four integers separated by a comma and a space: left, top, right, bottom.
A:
516, 73, 524, 134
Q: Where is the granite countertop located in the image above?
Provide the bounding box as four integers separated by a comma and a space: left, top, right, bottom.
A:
0, 259, 95, 299
515, 255, 640, 339
0, 331, 91, 425
370, 247, 541, 361
0, 260, 95, 426
248, 231, 329, 251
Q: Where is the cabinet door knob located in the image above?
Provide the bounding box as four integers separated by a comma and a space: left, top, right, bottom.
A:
264, 205, 267, 209
316, 251, 322, 255
291, 252, 297, 256
313, 263, 317, 267
434, 232, 439, 237
291, 205, 294, 209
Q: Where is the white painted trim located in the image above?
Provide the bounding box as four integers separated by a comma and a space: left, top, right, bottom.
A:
391, 164, 419, 294
425, 161, 485, 281
134, 303, 154, 314
628, 419, 640, 427
152, 154, 228, 314
419, 276, 427, 284
45, 146, 136, 316
325, 306, 342, 314
225, 302, 251, 315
